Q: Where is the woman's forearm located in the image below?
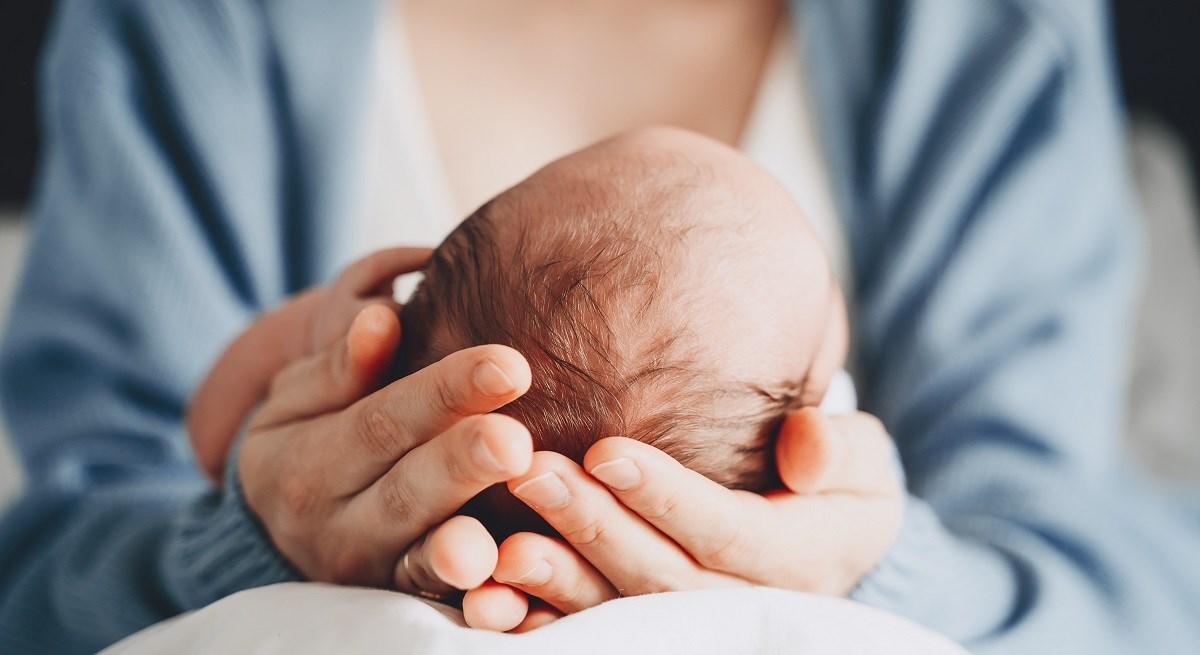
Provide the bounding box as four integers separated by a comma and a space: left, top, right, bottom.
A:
851, 489, 1200, 653
0, 462, 298, 654
0, 0, 313, 647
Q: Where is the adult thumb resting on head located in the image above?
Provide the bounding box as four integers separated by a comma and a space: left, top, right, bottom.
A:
775, 407, 902, 497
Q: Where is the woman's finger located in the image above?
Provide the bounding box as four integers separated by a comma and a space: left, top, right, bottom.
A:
762, 492, 903, 595
337, 247, 433, 296
330, 344, 532, 483
394, 515, 497, 596
510, 604, 563, 633
492, 531, 618, 615
583, 437, 777, 582
310, 296, 405, 354
355, 296, 404, 318
253, 305, 400, 427
584, 433, 900, 594
343, 412, 533, 544
776, 408, 898, 495
461, 581, 528, 632
507, 452, 740, 595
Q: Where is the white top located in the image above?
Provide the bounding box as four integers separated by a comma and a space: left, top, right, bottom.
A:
356, 9, 849, 293
356, 5, 459, 265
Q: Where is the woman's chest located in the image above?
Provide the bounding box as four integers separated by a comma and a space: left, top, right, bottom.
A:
399, 0, 783, 214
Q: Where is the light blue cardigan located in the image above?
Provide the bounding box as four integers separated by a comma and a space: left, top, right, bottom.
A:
2, 0, 1198, 652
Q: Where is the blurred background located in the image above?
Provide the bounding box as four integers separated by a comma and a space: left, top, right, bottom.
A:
1, 1, 1198, 510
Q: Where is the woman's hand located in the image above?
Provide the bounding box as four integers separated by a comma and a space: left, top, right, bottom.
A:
302, 247, 419, 357
189, 247, 438, 481
463, 409, 904, 631
237, 303, 535, 597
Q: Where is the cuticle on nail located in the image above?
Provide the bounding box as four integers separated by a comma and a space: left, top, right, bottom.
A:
511, 559, 552, 585
512, 471, 570, 509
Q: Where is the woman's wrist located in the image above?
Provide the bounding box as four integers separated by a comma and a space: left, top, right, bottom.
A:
164, 436, 302, 610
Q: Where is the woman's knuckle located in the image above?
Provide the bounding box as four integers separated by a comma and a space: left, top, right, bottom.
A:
562, 517, 607, 549
442, 438, 476, 484
357, 406, 398, 458
430, 373, 462, 414
643, 491, 680, 521
556, 571, 587, 605
379, 479, 423, 523
697, 521, 750, 572
279, 472, 320, 519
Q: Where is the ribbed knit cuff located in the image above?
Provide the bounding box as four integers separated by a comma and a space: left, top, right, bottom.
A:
163, 439, 300, 610
849, 496, 940, 607
849, 494, 1014, 642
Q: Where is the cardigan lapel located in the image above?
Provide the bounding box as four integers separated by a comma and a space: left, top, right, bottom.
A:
259, 0, 381, 288
796, 0, 895, 289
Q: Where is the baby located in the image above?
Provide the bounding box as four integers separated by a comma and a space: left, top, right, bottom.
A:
188, 127, 848, 540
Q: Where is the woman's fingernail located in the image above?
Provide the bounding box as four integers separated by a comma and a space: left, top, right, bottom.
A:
471, 433, 503, 473
588, 458, 642, 491
512, 472, 569, 509
473, 360, 515, 397
507, 560, 553, 586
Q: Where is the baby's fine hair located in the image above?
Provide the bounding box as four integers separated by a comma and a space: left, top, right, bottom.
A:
397, 153, 804, 535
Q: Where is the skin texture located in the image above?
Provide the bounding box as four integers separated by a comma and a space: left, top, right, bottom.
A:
404, 0, 785, 215
188, 248, 414, 481
458, 131, 892, 628
395, 0, 888, 627
198, 247, 542, 597
397, 127, 847, 524
462, 409, 901, 629
492, 128, 844, 403
247, 331, 532, 592
189, 128, 898, 627
191, 0, 897, 624
230, 282, 896, 626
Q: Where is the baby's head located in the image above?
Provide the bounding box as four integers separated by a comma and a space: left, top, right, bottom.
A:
399, 127, 847, 538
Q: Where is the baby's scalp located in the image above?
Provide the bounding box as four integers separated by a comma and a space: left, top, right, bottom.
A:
398, 127, 842, 537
